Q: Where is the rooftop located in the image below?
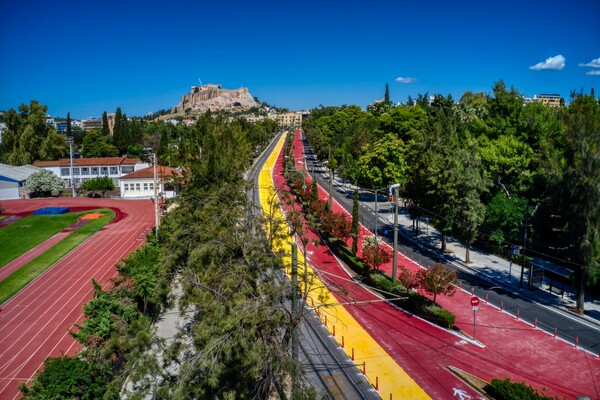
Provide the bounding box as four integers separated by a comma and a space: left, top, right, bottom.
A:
33, 157, 143, 167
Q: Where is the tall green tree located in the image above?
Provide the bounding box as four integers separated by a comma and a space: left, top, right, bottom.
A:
66, 112, 72, 137
351, 189, 359, 254
384, 83, 391, 105
101, 111, 110, 136
452, 145, 488, 263
81, 130, 118, 158
112, 107, 129, 155
356, 133, 406, 188
0, 101, 67, 165
553, 93, 600, 314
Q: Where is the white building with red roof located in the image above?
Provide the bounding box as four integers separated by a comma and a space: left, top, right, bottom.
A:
118, 165, 180, 200
33, 157, 149, 189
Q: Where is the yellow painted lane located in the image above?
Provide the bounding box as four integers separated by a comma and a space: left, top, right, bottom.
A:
257, 133, 430, 399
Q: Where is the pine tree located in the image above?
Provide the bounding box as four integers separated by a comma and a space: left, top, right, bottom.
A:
101, 112, 110, 136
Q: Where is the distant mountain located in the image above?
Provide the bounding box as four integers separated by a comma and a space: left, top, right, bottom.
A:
171, 84, 258, 115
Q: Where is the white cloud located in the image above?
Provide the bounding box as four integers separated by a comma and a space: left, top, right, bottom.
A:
395, 77, 416, 83
587, 70, 600, 76
579, 58, 600, 68
529, 55, 566, 71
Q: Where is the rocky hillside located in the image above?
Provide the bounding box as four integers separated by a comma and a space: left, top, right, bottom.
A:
171, 84, 258, 115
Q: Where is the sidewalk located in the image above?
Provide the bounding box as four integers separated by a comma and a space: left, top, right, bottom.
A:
324, 173, 600, 328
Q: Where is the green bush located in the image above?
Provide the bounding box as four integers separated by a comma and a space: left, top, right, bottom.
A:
367, 268, 456, 329
484, 378, 555, 400
327, 237, 370, 276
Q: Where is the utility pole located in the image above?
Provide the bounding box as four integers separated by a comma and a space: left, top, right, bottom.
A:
519, 200, 529, 289
291, 243, 299, 398
328, 147, 332, 211
153, 153, 159, 241
392, 185, 399, 283
67, 136, 75, 197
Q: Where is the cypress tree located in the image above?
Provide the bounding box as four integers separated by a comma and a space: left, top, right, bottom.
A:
311, 179, 318, 202
66, 112, 72, 136
113, 107, 124, 155
351, 189, 359, 254
384, 83, 390, 104
101, 112, 109, 136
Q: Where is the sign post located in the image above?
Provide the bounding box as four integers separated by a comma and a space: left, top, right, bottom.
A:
470, 296, 480, 339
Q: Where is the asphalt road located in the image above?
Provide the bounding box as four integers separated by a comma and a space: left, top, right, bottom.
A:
301, 135, 600, 356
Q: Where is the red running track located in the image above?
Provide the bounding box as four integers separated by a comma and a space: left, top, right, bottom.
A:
0, 198, 154, 400
286, 131, 600, 399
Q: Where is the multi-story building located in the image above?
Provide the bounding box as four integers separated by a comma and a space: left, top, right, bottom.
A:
277, 112, 304, 129
33, 157, 149, 189
119, 165, 180, 200
81, 118, 102, 131
524, 94, 563, 108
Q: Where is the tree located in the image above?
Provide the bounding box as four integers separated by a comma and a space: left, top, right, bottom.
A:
81, 130, 118, 158
417, 263, 457, 304
384, 83, 391, 105
311, 179, 318, 202
19, 356, 107, 400
0, 101, 67, 165
82, 176, 115, 197
66, 112, 72, 137
452, 145, 488, 263
25, 169, 65, 197
351, 189, 359, 254
101, 111, 110, 136
362, 236, 391, 271
553, 93, 600, 314
356, 133, 406, 188
483, 193, 528, 245
112, 107, 129, 155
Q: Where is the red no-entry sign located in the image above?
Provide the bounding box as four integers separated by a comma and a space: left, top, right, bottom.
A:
470, 297, 480, 307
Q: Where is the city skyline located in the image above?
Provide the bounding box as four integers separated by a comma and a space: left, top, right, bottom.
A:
1, 0, 599, 119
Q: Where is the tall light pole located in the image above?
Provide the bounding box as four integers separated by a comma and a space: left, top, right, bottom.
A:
153, 153, 159, 241
66, 136, 75, 197
389, 183, 400, 283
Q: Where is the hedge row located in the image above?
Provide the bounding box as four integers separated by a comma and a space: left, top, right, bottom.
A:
484, 378, 559, 400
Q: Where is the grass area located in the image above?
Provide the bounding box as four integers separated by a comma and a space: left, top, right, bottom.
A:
0, 212, 91, 268
0, 209, 115, 304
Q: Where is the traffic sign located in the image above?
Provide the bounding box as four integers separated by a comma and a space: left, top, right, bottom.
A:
472, 306, 478, 311
470, 297, 480, 307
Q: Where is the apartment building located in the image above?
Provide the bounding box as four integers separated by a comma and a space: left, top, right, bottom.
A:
277, 112, 304, 129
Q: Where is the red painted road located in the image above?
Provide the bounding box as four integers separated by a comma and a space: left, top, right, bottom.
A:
0, 198, 154, 400
283, 131, 600, 399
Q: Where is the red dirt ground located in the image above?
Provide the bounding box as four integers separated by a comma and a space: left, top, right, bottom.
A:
0, 198, 154, 399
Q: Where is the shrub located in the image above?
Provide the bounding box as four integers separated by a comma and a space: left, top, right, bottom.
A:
25, 170, 65, 197
484, 378, 555, 400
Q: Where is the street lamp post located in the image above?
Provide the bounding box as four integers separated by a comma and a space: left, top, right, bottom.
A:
389, 183, 401, 283
153, 153, 159, 241
66, 136, 75, 197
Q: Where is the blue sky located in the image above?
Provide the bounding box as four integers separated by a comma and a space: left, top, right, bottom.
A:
1, 0, 599, 119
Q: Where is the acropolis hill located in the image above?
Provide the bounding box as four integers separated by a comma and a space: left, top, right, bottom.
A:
171, 83, 258, 115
